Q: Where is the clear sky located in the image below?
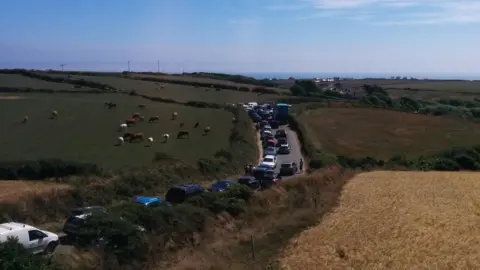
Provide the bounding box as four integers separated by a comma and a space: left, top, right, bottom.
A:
1, 0, 479, 74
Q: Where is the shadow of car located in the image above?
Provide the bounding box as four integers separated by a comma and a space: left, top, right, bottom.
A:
237, 176, 260, 190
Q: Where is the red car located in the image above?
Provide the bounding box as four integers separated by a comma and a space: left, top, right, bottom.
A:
263, 138, 275, 148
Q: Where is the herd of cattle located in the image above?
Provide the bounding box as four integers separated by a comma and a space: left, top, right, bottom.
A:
19, 101, 217, 148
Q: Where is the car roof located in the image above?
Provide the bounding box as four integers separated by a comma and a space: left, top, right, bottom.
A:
213, 180, 234, 185
282, 161, 294, 165
0, 222, 35, 234
264, 155, 276, 159
239, 175, 255, 180
134, 196, 161, 205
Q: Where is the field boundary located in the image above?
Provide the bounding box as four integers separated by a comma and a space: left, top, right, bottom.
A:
0, 69, 290, 97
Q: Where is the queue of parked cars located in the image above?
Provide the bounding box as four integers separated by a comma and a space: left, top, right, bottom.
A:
239, 102, 300, 188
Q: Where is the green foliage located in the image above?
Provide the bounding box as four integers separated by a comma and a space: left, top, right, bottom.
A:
128, 74, 282, 95
185, 72, 278, 87
0, 238, 62, 270
289, 85, 306, 96
361, 85, 392, 107
294, 80, 318, 95
0, 159, 102, 180
0, 69, 115, 91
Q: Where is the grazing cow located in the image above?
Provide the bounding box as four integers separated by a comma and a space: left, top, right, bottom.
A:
163, 133, 170, 142
160, 84, 165, 89
117, 137, 125, 146
22, 116, 29, 124
204, 126, 211, 135
119, 123, 128, 131
194, 122, 199, 128
138, 104, 147, 109
130, 133, 144, 142
147, 137, 154, 146
123, 132, 134, 139
105, 101, 116, 108
176, 130, 189, 139
50, 110, 58, 119
139, 116, 145, 122
171, 112, 178, 120
132, 113, 141, 119
148, 116, 160, 123
180, 122, 184, 128
125, 118, 136, 126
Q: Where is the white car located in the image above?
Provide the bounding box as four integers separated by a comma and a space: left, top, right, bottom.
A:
0, 222, 59, 254
262, 129, 273, 136
261, 155, 277, 169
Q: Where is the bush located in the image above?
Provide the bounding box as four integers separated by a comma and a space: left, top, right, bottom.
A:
185, 101, 223, 109
0, 69, 115, 91
310, 151, 338, 169
0, 238, 62, 270
0, 159, 102, 180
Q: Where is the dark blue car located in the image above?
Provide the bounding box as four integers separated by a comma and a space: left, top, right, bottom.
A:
209, 180, 235, 192
165, 184, 204, 203
133, 196, 170, 207
251, 113, 262, 122
269, 120, 280, 129
237, 176, 260, 190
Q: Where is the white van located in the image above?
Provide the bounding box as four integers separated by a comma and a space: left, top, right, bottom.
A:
0, 222, 59, 254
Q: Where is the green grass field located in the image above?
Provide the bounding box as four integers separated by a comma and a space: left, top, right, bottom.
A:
299, 107, 480, 159
36, 72, 280, 103
0, 74, 97, 91
128, 73, 289, 93
0, 93, 233, 169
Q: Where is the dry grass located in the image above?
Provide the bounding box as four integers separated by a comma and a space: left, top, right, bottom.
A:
300, 108, 480, 159
0, 95, 24, 100
0, 180, 71, 203
280, 171, 480, 270
160, 165, 353, 270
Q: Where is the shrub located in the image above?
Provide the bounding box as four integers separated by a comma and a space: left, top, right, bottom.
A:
0, 69, 115, 91
0, 238, 62, 270
185, 101, 223, 109
0, 159, 102, 180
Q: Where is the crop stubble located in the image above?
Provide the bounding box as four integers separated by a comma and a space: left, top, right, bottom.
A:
280, 171, 480, 269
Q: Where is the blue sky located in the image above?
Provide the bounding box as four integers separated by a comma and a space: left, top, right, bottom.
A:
1, 0, 479, 74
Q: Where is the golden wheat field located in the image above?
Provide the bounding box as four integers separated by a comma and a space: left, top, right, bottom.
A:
280, 171, 480, 270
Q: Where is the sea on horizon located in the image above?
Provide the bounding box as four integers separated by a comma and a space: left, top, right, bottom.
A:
0, 62, 478, 81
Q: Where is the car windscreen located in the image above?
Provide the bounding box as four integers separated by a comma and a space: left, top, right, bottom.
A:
263, 158, 273, 162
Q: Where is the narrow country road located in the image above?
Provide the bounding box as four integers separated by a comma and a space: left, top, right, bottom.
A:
258, 124, 305, 180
